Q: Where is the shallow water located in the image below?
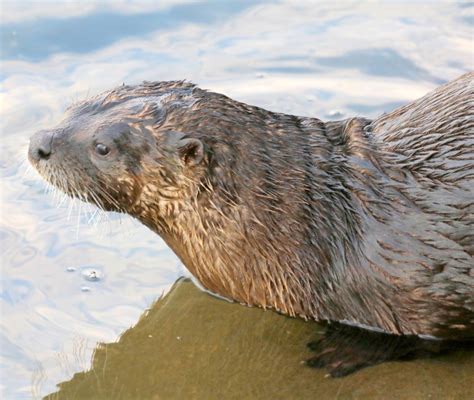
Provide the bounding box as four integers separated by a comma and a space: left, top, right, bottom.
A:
44, 279, 474, 400
0, 1, 472, 398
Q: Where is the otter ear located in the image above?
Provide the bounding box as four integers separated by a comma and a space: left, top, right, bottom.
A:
177, 137, 204, 166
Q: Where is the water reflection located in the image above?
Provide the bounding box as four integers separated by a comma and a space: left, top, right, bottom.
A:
45, 279, 474, 400
1, 1, 472, 398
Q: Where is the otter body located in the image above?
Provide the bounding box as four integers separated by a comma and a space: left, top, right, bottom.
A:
29, 74, 473, 351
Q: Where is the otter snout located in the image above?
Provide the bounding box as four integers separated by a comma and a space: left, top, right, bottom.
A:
29, 130, 53, 164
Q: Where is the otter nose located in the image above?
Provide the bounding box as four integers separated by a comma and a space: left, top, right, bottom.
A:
29, 130, 53, 162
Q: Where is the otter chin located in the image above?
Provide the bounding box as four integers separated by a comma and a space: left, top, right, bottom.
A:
29, 74, 473, 376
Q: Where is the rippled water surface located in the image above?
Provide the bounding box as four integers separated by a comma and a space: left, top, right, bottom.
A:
1, 1, 473, 398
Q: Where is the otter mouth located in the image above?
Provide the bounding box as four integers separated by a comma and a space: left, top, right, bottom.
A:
31, 158, 123, 212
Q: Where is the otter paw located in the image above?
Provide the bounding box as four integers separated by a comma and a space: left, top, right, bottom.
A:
305, 322, 437, 377
306, 338, 371, 377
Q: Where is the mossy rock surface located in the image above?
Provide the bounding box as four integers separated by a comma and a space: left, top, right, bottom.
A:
46, 278, 474, 400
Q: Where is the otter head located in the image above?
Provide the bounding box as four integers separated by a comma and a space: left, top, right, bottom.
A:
28, 82, 207, 227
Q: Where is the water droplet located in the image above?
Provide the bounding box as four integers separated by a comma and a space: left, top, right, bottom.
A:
66, 267, 76, 272
80, 267, 103, 282
80, 286, 91, 292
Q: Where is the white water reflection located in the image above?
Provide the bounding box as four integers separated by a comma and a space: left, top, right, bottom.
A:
1, 1, 472, 398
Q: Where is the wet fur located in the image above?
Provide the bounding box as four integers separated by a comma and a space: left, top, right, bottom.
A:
29, 73, 474, 373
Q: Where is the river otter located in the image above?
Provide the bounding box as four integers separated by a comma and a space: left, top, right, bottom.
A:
29, 72, 473, 376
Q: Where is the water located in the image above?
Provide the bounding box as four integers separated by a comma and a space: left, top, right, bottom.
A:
0, 1, 472, 398
44, 279, 474, 399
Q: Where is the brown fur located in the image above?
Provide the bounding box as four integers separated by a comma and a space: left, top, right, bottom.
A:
29, 73, 474, 340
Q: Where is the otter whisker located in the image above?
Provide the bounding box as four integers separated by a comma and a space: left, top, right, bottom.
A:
21, 162, 33, 180
90, 209, 106, 229
101, 211, 112, 229
44, 183, 52, 196
57, 192, 69, 208
66, 198, 75, 221
101, 190, 122, 210
94, 186, 121, 210
75, 201, 83, 239
98, 182, 120, 196
88, 190, 105, 211
94, 186, 118, 204
68, 188, 83, 220
80, 188, 115, 231
86, 207, 100, 225
52, 186, 61, 205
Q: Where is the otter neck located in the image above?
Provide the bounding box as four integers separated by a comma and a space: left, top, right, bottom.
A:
141, 117, 376, 321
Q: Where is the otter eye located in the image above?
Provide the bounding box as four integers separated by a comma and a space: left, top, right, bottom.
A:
95, 143, 110, 156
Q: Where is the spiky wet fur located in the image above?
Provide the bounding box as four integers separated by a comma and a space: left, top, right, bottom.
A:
30, 74, 473, 341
